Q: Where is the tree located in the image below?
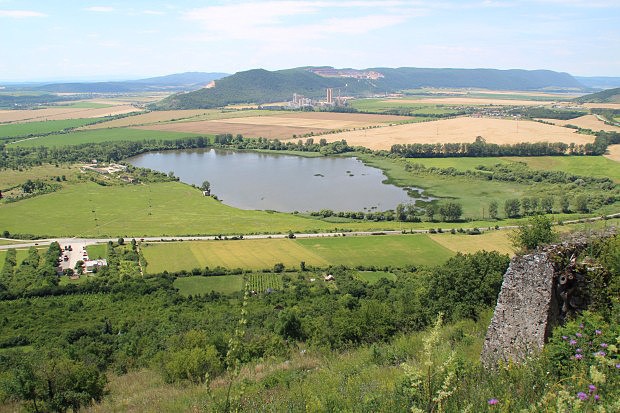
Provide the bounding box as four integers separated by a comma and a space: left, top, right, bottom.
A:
504, 198, 521, 218
541, 196, 554, 214
488, 200, 498, 219
425, 204, 436, 222
200, 180, 211, 192
75, 260, 84, 275
510, 214, 557, 252
117, 237, 125, 246
438, 202, 462, 222
575, 194, 589, 213
559, 194, 570, 213
273, 262, 285, 273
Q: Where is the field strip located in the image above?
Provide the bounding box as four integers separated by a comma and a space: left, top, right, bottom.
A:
539, 114, 620, 133
210, 115, 385, 129
428, 231, 514, 255
605, 144, 620, 162
134, 121, 327, 139
0, 105, 141, 123
382, 97, 559, 106
304, 116, 593, 150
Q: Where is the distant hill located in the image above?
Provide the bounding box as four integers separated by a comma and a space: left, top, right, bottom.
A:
1, 72, 229, 94
155, 66, 586, 110
574, 87, 620, 103
575, 76, 620, 90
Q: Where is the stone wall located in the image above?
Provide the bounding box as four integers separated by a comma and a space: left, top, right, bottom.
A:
481, 228, 616, 368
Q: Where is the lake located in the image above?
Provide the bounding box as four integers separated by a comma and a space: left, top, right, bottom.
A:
128, 149, 426, 212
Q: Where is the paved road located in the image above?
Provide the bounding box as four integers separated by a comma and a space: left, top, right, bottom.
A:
1, 213, 618, 251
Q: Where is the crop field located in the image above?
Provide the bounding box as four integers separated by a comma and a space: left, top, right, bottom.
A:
542, 114, 620, 133
0, 105, 141, 123
606, 144, 620, 162
9, 127, 201, 147
246, 273, 284, 292
54, 102, 114, 109
0, 248, 40, 273
173, 275, 244, 296
136, 111, 411, 139
0, 118, 101, 139
142, 234, 454, 273
316, 117, 592, 150
79, 109, 217, 130
356, 271, 397, 284
349, 99, 464, 115
428, 231, 514, 255
383, 97, 556, 106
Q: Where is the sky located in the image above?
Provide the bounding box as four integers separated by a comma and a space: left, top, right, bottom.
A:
0, 0, 619, 82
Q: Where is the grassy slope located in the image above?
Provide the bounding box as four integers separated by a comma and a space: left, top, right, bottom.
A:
349, 99, 461, 115
9, 127, 202, 148
0, 164, 79, 190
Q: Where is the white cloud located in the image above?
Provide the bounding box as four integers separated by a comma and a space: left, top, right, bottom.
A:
84, 6, 115, 13
143, 10, 165, 15
0, 9, 46, 18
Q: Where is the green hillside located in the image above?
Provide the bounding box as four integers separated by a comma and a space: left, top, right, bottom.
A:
154, 66, 585, 110
574, 87, 620, 103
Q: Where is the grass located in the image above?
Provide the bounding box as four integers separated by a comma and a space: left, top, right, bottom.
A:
9, 127, 202, 147
55, 102, 113, 109
173, 275, 243, 296
0, 118, 102, 139
505, 156, 620, 182
349, 99, 461, 115
143, 234, 453, 273
356, 271, 396, 284
0, 164, 79, 191
428, 230, 515, 255
246, 272, 284, 292
86, 244, 107, 259
0, 248, 40, 273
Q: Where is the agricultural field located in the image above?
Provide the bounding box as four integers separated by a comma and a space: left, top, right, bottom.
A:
136, 112, 411, 140
142, 234, 454, 274
173, 275, 243, 296
606, 144, 620, 162
355, 270, 397, 284
308, 117, 592, 150
85, 244, 107, 259
8, 127, 201, 147
0, 105, 141, 123
428, 231, 514, 255
381, 97, 558, 106
0, 118, 101, 140
246, 272, 284, 292
541, 114, 620, 132
0, 248, 41, 273
349, 99, 464, 115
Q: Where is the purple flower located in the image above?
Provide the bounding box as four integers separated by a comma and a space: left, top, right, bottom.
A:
600, 343, 608, 348
596, 351, 606, 357
616, 363, 620, 369
577, 392, 588, 401
579, 323, 584, 329
570, 339, 577, 346
487, 398, 499, 405
576, 332, 583, 338
576, 348, 582, 353
595, 330, 602, 335
594, 394, 600, 402
589, 384, 596, 393
574, 354, 583, 360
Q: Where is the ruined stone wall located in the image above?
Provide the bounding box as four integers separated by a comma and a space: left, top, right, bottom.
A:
481, 228, 616, 368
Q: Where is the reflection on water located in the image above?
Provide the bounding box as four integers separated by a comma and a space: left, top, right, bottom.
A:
128, 149, 427, 212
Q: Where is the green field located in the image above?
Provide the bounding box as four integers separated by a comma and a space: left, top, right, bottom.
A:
0, 164, 79, 190
55, 102, 114, 109
9, 127, 202, 147
505, 156, 620, 182
86, 244, 107, 259
349, 99, 460, 115
143, 234, 454, 273
0, 118, 102, 140
173, 275, 243, 296
356, 271, 396, 284
247, 272, 284, 292
0, 248, 40, 273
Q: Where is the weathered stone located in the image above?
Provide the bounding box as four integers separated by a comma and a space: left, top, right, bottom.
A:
481, 228, 616, 368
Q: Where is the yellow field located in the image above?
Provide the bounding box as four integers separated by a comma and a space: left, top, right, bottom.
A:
137, 112, 409, 139
0, 105, 141, 123
306, 116, 592, 150
79, 109, 213, 130
429, 231, 515, 256
542, 114, 620, 133
582, 103, 620, 110
606, 144, 620, 162
388, 97, 554, 106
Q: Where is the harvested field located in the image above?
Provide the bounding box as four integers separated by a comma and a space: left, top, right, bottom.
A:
0, 105, 141, 123
136, 112, 409, 139
540, 114, 620, 133
80, 110, 213, 130
606, 144, 620, 162
306, 117, 593, 150
582, 103, 620, 110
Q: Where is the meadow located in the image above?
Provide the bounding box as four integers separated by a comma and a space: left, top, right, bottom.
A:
0, 105, 140, 123
0, 118, 101, 139
142, 234, 455, 274
9, 127, 202, 147
173, 275, 243, 296
349, 99, 462, 115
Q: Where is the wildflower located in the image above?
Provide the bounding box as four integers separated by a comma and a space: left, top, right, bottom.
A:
616, 363, 620, 369
576, 332, 583, 338
576, 348, 582, 353
574, 354, 583, 360
596, 351, 606, 357
595, 330, 602, 335
570, 339, 577, 346
562, 335, 568, 340
588, 384, 596, 393
600, 343, 608, 348
594, 394, 600, 402
577, 392, 588, 401
579, 323, 584, 329
488, 398, 499, 405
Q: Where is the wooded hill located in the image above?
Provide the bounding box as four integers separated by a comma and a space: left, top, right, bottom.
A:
154, 66, 585, 110
574, 87, 620, 103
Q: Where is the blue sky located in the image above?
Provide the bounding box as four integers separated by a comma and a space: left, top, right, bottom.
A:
0, 0, 618, 81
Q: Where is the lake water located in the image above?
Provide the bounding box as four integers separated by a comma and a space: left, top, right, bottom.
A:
128, 149, 424, 212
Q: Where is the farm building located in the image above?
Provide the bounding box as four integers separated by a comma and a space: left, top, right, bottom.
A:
84, 259, 107, 273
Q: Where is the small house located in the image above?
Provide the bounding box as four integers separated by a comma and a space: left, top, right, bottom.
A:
84, 259, 108, 273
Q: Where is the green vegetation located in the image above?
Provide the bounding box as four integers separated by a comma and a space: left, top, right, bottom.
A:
9, 127, 201, 147
575, 87, 620, 103
246, 272, 284, 292
0, 118, 102, 141
173, 275, 243, 296
349, 99, 462, 117
55, 102, 113, 108
356, 270, 396, 284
